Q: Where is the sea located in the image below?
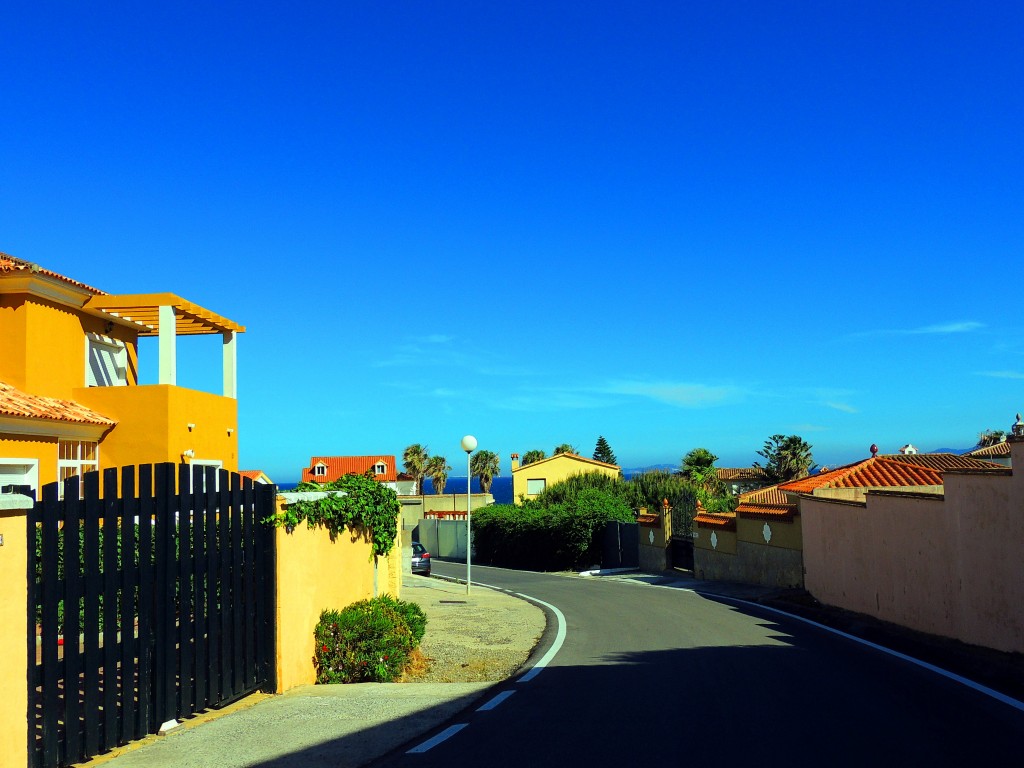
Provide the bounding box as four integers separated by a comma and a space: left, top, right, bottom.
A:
278, 476, 515, 505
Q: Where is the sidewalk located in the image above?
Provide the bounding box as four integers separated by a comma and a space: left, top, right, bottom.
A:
79, 577, 539, 768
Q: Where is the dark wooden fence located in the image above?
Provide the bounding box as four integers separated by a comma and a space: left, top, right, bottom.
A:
602, 520, 639, 570
29, 464, 277, 768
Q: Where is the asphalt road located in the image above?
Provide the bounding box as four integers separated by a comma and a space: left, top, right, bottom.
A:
371, 561, 1024, 767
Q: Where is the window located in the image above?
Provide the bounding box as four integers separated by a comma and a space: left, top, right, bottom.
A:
85, 334, 128, 387
526, 478, 546, 495
314, 463, 327, 477
374, 462, 387, 475
58, 440, 99, 497
0, 458, 39, 496
191, 459, 224, 492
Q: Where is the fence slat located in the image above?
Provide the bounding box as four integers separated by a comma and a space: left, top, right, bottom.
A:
242, 478, 256, 690
82, 471, 102, 757
178, 464, 193, 716
205, 465, 221, 705
218, 469, 231, 699
192, 466, 208, 710
231, 472, 244, 696
62, 476, 83, 764
136, 466, 154, 737
40, 483, 61, 767
101, 468, 119, 751
119, 467, 137, 745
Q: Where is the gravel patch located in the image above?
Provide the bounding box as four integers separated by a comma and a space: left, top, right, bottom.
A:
400, 577, 546, 683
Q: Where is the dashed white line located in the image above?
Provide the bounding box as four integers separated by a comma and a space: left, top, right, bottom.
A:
477, 690, 516, 711
406, 724, 468, 753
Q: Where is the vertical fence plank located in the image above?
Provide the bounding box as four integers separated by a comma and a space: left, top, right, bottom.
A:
118, 467, 137, 747
39, 482, 61, 768
242, 478, 255, 690
192, 466, 208, 710
62, 476, 83, 765
136, 466, 154, 737
218, 469, 231, 700
153, 463, 176, 725
205, 465, 221, 705
101, 468, 119, 751
177, 463, 193, 717
230, 472, 243, 697
82, 471, 102, 757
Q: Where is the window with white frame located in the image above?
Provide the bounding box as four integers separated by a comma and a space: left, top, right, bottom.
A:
526, 478, 546, 495
58, 440, 99, 496
0, 458, 39, 496
85, 334, 128, 387
374, 462, 386, 475
191, 459, 224, 492
314, 463, 327, 477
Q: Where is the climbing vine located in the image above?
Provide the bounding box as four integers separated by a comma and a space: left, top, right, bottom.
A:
266, 472, 401, 558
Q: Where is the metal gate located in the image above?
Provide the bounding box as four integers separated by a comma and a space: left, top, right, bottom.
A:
29, 463, 277, 768
602, 520, 639, 569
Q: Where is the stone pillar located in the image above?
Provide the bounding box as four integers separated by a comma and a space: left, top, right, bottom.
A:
637, 501, 672, 572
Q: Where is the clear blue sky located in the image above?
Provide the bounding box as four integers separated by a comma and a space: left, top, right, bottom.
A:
3, 3, 1022, 481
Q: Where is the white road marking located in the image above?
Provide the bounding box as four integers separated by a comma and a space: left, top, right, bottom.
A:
406, 724, 468, 753
477, 690, 516, 711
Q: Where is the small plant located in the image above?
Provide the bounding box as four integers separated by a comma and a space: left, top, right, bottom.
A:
313, 596, 427, 684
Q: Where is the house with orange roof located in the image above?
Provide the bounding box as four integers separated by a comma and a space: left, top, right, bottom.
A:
300, 455, 414, 494
715, 466, 769, 495
0, 252, 244, 495
510, 451, 620, 504
694, 450, 1008, 589
963, 440, 1011, 467
240, 469, 273, 484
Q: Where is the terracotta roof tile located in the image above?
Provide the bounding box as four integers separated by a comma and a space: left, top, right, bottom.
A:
695, 512, 737, 530
963, 442, 1011, 459
0, 252, 105, 295
882, 452, 1006, 470
738, 486, 790, 505
0, 381, 116, 427
716, 467, 768, 482
777, 456, 945, 494
302, 455, 397, 484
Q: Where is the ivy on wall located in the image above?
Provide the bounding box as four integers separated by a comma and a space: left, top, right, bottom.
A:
266, 473, 401, 558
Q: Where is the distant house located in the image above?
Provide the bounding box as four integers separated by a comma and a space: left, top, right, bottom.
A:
239, 469, 273, 484
694, 452, 1008, 589
301, 455, 413, 494
0, 252, 245, 497
510, 451, 620, 504
715, 467, 769, 495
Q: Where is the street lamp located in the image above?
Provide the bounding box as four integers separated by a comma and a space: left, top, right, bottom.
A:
461, 434, 477, 594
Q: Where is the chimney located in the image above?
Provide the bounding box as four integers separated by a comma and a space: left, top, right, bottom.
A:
511, 453, 520, 471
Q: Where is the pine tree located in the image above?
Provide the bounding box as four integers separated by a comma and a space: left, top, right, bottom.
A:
593, 436, 617, 465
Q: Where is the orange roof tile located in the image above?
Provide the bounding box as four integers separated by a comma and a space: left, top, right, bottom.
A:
0, 381, 116, 427
882, 452, 1007, 470
301, 455, 397, 484
695, 512, 737, 530
778, 456, 945, 494
963, 442, 1011, 459
716, 467, 768, 482
738, 486, 790, 505
0, 252, 105, 295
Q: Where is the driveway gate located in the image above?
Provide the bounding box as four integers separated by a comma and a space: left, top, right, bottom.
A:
29, 464, 277, 768
602, 520, 639, 570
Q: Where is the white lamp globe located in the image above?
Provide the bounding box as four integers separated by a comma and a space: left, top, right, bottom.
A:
461, 435, 478, 453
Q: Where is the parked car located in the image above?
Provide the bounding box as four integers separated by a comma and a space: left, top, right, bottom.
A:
411, 542, 431, 576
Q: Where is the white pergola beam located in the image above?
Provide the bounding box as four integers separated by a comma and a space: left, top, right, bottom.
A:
158, 305, 177, 385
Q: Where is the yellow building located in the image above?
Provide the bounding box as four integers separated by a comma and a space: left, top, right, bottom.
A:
0, 253, 244, 495
510, 451, 620, 504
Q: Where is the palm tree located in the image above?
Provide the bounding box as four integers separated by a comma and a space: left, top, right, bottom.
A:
424, 455, 451, 495
754, 434, 814, 484
521, 449, 546, 466
470, 450, 500, 494
553, 443, 578, 456
402, 444, 429, 494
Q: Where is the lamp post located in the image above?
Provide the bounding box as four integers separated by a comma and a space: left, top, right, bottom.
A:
461, 434, 477, 594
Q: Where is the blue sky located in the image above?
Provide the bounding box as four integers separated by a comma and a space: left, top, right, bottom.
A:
3, 3, 1022, 481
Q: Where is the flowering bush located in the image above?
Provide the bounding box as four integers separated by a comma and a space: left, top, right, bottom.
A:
313, 596, 427, 683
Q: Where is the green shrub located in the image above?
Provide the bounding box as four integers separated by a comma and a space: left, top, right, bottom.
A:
313, 596, 427, 684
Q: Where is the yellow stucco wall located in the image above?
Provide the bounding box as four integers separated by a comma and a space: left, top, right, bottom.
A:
273, 495, 403, 692
0, 434, 57, 486
737, 515, 802, 550
512, 455, 620, 503
0, 503, 30, 764
77, 384, 238, 472
695, 525, 737, 554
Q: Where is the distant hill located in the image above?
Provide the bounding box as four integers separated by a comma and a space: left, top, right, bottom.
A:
622, 463, 677, 475
927, 447, 972, 455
